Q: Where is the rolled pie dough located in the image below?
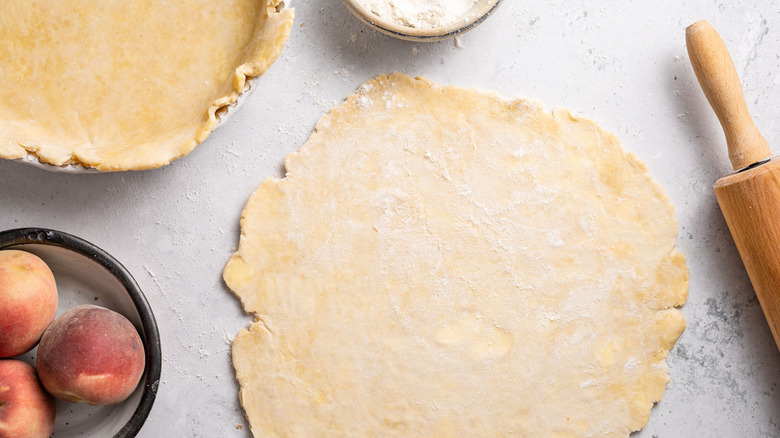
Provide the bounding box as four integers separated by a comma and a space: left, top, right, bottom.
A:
224, 73, 688, 437
0, 0, 293, 171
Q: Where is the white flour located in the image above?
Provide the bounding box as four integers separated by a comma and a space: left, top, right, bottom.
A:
361, 0, 479, 29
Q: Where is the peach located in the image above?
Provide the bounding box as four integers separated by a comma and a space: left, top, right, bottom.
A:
0, 250, 58, 358
0, 360, 56, 438
37, 305, 145, 405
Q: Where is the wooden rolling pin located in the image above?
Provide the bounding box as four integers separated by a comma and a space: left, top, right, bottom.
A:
687, 20, 780, 350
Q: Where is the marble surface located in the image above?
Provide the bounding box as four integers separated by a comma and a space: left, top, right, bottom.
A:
2, 1, 779, 436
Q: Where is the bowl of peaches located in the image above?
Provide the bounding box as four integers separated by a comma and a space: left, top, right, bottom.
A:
0, 228, 161, 438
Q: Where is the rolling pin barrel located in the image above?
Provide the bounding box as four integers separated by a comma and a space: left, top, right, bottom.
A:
687, 20, 780, 350
714, 164, 780, 349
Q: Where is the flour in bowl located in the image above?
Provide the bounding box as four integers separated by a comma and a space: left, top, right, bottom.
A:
361, 0, 479, 29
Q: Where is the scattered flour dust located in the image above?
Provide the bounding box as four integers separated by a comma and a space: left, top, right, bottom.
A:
360, 0, 478, 28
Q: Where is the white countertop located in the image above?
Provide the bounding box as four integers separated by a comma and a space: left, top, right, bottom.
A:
2, 1, 779, 436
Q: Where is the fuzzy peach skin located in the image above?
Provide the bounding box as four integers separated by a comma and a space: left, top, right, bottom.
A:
0, 360, 56, 438
0, 250, 58, 358
37, 305, 145, 405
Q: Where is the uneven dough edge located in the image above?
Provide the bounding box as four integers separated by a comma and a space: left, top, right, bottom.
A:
549, 100, 689, 434
0, 2, 294, 171
224, 73, 689, 437
100, 3, 295, 171
197, 3, 296, 151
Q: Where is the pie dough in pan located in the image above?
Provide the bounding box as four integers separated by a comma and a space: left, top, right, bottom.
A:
0, 0, 293, 171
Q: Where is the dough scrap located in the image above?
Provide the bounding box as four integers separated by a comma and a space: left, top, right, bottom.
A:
224, 73, 688, 437
0, 0, 293, 171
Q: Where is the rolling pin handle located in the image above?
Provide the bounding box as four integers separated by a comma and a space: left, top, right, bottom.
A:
686, 20, 771, 171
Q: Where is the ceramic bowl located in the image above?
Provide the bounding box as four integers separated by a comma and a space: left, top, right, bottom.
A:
342, 0, 504, 41
0, 228, 161, 438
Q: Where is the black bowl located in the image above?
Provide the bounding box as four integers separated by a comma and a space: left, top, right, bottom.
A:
0, 228, 161, 437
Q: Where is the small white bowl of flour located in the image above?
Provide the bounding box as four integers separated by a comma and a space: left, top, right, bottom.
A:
343, 0, 503, 41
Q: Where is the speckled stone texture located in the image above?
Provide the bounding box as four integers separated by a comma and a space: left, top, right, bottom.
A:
0, 1, 778, 436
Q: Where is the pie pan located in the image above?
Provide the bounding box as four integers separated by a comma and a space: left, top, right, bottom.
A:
0, 228, 161, 438
2, 0, 294, 172
342, 0, 503, 41
12, 75, 260, 175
